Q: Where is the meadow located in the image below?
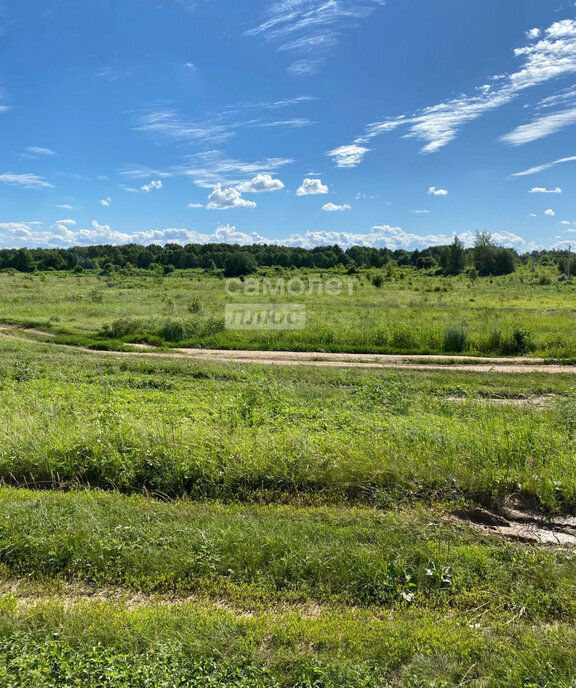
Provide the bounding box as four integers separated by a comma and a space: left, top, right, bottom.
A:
0, 265, 575, 356
0, 269, 575, 686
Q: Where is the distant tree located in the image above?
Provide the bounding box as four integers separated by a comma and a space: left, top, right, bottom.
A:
446, 236, 466, 275
473, 233, 516, 276
224, 251, 258, 277
473, 232, 495, 276
13, 248, 35, 273
493, 248, 516, 276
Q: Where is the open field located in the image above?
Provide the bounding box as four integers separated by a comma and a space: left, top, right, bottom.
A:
1, 267, 576, 357
0, 272, 576, 685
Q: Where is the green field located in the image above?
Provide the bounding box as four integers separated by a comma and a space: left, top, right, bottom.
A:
1, 266, 575, 356
0, 271, 576, 685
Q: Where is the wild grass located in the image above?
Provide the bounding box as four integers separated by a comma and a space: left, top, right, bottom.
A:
1, 266, 575, 357
1, 488, 576, 619
0, 338, 575, 511
1, 593, 576, 686
0, 327, 574, 684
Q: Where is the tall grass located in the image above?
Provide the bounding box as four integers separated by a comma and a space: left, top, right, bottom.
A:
0, 341, 574, 510
1, 267, 576, 356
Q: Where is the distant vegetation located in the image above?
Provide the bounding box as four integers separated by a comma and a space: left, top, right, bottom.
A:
0, 232, 573, 278
1, 253, 575, 357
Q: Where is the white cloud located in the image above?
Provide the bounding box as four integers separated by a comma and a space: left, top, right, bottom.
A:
326, 144, 370, 168
529, 186, 562, 193
0, 173, 54, 189
501, 107, 576, 145
322, 202, 351, 211
206, 184, 257, 210
511, 155, 576, 177
57, 204, 77, 210
187, 203, 204, 208
24, 146, 55, 157
526, 28, 541, 40
529, 213, 538, 218
100, 197, 111, 207
560, 220, 571, 225
246, 0, 386, 75
133, 103, 314, 146
296, 178, 329, 196
164, 150, 294, 189
97, 67, 134, 82
0, 221, 541, 252
236, 173, 285, 193
141, 180, 163, 192
348, 19, 576, 155
544, 208, 556, 216
411, 209, 431, 214
428, 186, 448, 196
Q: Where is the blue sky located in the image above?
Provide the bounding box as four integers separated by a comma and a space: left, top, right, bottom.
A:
1, 0, 576, 250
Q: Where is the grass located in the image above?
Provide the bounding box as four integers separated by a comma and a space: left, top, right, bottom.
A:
1, 488, 576, 617
1, 269, 576, 685
2, 595, 576, 687
0, 337, 575, 511
0, 489, 575, 685
1, 266, 576, 357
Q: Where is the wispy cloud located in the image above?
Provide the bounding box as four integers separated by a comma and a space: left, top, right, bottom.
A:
133, 100, 315, 145
170, 150, 294, 189
0, 173, 54, 189
133, 107, 240, 145
246, 0, 386, 75
97, 67, 134, 82
529, 186, 562, 193
428, 186, 448, 196
22, 146, 56, 159
510, 155, 576, 177
100, 197, 111, 207
344, 19, 576, 156
501, 107, 576, 145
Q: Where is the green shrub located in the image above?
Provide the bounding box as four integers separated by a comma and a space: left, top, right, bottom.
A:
158, 319, 185, 342
188, 298, 202, 314
99, 318, 143, 339
389, 324, 417, 351
442, 324, 468, 353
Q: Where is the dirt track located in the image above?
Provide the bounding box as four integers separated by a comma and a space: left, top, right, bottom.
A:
2, 325, 576, 374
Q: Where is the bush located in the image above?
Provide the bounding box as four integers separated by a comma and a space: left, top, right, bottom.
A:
442, 324, 468, 353
512, 326, 534, 353
371, 273, 384, 288
188, 298, 202, 314
390, 324, 416, 351
158, 319, 185, 343
99, 318, 142, 339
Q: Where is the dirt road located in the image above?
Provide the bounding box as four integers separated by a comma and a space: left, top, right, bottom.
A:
1, 325, 575, 373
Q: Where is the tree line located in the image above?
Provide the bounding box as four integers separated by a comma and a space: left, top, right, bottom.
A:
0, 233, 571, 277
